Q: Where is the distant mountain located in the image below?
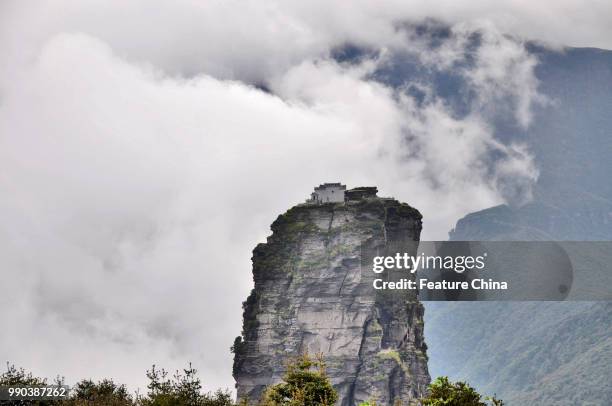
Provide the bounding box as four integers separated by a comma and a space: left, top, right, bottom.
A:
423, 45, 612, 405
450, 45, 612, 241
425, 301, 612, 405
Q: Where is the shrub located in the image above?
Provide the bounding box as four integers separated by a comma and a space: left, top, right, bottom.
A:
1, 362, 234, 406
261, 353, 337, 406
64, 379, 133, 405
422, 377, 503, 406
141, 363, 233, 406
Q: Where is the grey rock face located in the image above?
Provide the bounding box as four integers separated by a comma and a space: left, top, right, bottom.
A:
233, 197, 430, 405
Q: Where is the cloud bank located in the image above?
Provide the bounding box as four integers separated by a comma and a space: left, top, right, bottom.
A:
0, 0, 601, 394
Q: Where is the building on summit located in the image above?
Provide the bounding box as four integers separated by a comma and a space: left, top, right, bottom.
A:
345, 186, 378, 201
305, 183, 378, 204
306, 183, 346, 204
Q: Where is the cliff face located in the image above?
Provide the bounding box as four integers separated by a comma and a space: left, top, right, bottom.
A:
233, 196, 430, 405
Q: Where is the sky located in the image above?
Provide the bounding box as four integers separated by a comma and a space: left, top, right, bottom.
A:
0, 0, 611, 395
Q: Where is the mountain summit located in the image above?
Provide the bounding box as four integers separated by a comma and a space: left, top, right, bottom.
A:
233, 186, 429, 405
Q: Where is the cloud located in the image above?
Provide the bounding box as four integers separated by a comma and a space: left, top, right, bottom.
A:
0, 32, 415, 391
1, 1, 611, 86
0, 0, 582, 395
400, 20, 546, 127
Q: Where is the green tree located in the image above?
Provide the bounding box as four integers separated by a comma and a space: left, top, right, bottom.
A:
1, 362, 235, 406
262, 353, 337, 406
141, 363, 233, 406
0, 362, 63, 406
64, 379, 133, 405
422, 377, 503, 406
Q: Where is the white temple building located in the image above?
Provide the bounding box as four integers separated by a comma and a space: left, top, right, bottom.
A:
306, 183, 346, 204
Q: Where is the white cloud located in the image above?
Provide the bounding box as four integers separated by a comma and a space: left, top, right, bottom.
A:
1, 1, 611, 86
0, 32, 414, 391
401, 21, 546, 127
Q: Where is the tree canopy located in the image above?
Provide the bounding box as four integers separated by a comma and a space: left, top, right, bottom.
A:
261, 353, 338, 406
422, 376, 504, 406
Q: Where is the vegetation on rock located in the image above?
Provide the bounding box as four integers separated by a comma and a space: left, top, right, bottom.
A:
261, 353, 338, 406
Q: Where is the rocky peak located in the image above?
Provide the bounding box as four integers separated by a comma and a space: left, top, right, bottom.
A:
233, 191, 430, 405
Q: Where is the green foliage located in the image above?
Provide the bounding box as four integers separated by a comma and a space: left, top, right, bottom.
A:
485, 396, 504, 406
1, 363, 507, 406
64, 379, 133, 406
0, 363, 60, 405
240, 290, 260, 338
231, 337, 246, 356
1, 362, 51, 386
141, 363, 233, 406
261, 353, 338, 406
231, 336, 247, 376
1, 362, 233, 406
422, 377, 503, 406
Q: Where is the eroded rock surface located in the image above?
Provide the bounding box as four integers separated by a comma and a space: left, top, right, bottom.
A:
233, 196, 430, 405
